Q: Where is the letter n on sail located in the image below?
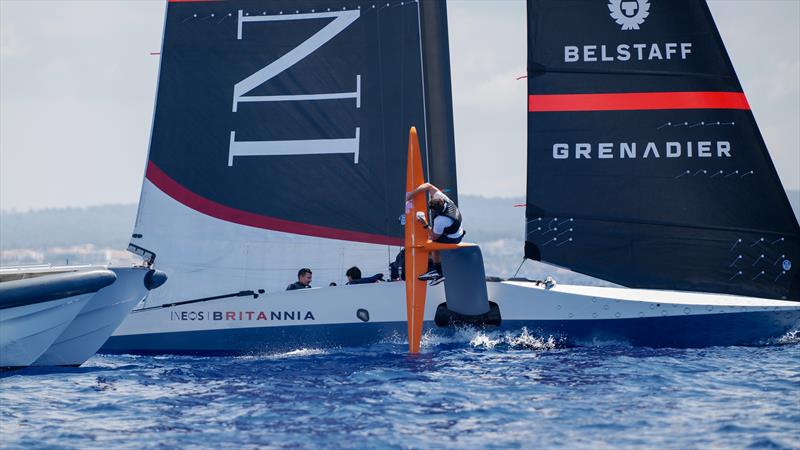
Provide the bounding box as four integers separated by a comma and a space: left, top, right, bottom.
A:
228, 10, 362, 166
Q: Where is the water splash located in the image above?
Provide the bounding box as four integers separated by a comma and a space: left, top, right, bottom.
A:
406, 326, 565, 351
774, 328, 800, 345
236, 348, 331, 360
467, 327, 563, 350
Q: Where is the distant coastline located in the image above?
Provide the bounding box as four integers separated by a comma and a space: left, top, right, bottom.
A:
2, 191, 798, 283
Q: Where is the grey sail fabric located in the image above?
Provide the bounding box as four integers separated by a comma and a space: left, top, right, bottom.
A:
525, 0, 800, 300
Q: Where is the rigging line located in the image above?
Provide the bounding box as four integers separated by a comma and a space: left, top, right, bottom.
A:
512, 258, 527, 279
415, 1, 431, 182
132, 289, 265, 313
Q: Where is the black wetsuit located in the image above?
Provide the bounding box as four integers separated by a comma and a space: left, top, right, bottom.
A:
346, 273, 384, 285
286, 282, 310, 291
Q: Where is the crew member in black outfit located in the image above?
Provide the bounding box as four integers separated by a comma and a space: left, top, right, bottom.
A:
286, 268, 312, 290
345, 266, 383, 285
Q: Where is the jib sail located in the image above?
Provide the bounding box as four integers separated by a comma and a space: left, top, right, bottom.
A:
130, 0, 456, 299
525, 0, 799, 300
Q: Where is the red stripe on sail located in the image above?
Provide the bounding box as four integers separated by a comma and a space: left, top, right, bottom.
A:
145, 161, 404, 246
528, 92, 751, 112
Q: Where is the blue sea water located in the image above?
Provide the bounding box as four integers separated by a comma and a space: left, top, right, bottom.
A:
2, 328, 799, 449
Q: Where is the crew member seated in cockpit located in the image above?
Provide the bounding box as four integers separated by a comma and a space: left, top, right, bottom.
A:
405, 182, 465, 285
286, 268, 312, 290
345, 266, 383, 285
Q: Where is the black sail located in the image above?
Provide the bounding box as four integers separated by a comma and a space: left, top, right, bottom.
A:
142, 0, 431, 246
525, 0, 800, 300
128, 0, 457, 294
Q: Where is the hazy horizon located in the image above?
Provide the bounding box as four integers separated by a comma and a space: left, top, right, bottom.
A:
2, 190, 800, 215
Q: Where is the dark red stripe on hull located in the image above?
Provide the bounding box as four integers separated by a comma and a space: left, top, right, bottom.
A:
528, 92, 751, 112
145, 162, 403, 246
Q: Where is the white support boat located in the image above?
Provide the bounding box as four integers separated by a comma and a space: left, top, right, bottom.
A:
0, 270, 116, 368
102, 0, 798, 354
33, 266, 165, 366
1, 265, 166, 366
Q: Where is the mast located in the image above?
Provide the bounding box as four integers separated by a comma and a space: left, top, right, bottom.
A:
419, 0, 458, 204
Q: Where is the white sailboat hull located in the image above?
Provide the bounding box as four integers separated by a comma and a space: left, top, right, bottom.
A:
33, 267, 152, 366
0, 294, 93, 368
102, 281, 800, 354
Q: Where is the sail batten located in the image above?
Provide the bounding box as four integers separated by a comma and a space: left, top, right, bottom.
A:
525, 0, 800, 300
524, 213, 797, 238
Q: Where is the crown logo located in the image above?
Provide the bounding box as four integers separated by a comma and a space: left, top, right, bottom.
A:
609, 0, 650, 31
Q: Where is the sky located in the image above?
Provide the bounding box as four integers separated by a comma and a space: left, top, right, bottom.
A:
1, 0, 798, 212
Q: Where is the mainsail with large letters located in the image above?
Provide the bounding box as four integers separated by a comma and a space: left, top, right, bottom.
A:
129, 0, 457, 303
525, 0, 800, 300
